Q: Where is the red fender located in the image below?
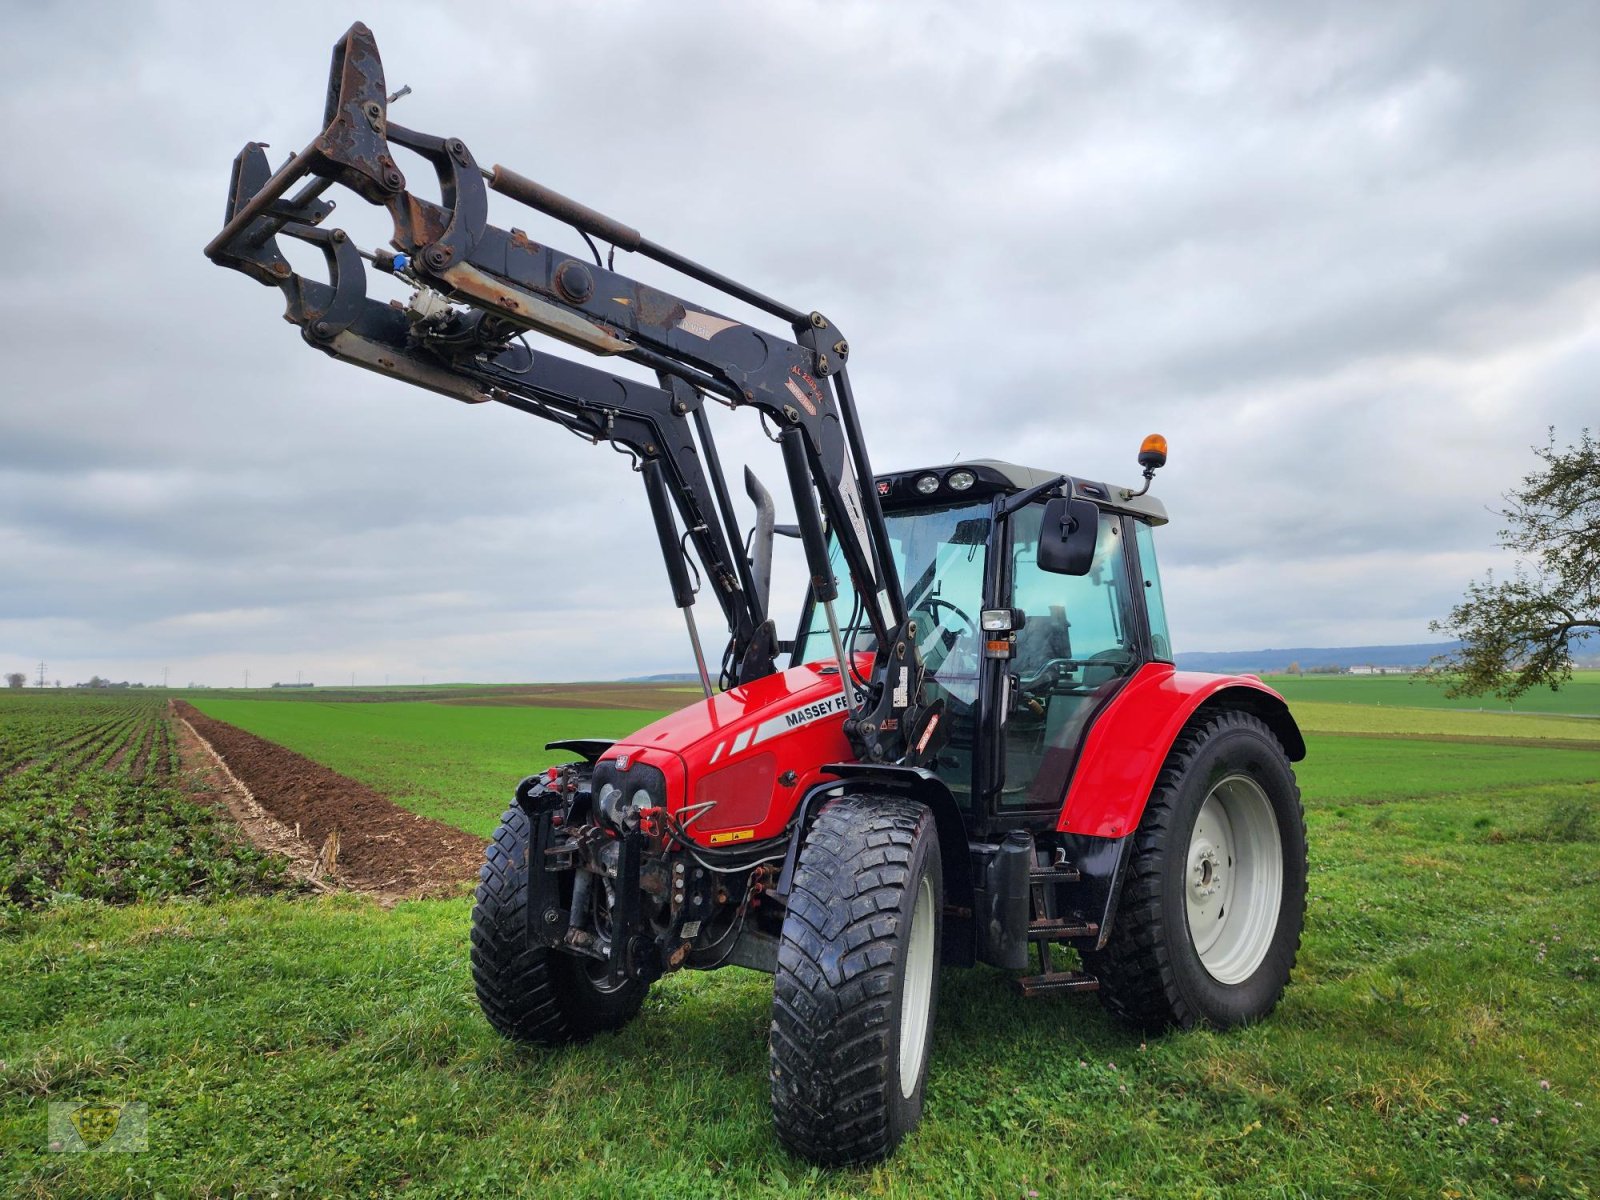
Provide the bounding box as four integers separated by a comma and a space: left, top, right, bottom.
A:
1056, 663, 1305, 837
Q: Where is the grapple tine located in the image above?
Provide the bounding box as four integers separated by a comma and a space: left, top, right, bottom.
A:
314, 21, 404, 203
212, 142, 336, 287
204, 23, 395, 268
223, 142, 267, 227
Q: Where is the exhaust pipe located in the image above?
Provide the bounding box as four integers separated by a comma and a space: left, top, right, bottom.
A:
744, 467, 776, 620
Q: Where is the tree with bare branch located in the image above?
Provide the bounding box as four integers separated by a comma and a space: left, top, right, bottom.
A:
1428, 428, 1599, 698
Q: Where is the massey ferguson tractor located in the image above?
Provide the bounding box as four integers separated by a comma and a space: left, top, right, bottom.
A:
207, 24, 1309, 1166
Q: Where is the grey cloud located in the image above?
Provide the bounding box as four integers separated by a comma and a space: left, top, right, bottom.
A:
2, 0, 1595, 682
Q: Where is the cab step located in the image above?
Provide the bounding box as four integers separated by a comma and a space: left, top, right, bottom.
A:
1014, 970, 1100, 997
1026, 918, 1099, 941
1028, 865, 1081, 885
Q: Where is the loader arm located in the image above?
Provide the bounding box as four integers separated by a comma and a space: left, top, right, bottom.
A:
205, 22, 939, 765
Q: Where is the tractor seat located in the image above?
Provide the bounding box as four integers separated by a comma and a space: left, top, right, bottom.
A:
1013, 612, 1072, 680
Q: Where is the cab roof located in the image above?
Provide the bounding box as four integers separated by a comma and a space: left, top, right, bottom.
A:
875, 458, 1169, 525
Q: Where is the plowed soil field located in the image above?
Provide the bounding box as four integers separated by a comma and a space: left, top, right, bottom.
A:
172, 700, 482, 898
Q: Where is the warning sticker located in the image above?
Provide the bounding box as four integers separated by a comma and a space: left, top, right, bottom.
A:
677, 311, 739, 341
784, 376, 818, 417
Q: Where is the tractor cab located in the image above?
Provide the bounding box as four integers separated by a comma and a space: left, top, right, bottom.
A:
793, 457, 1173, 839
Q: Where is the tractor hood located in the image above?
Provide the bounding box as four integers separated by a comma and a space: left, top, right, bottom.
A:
598, 661, 866, 845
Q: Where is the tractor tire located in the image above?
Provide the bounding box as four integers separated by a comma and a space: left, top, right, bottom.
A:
769, 793, 943, 1167
470, 804, 647, 1045
1084, 709, 1307, 1034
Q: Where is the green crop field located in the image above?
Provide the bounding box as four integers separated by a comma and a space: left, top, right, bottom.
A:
188, 695, 1600, 834
1292, 701, 1600, 744
1300, 735, 1600, 806
3, 686, 1597, 1198
1264, 670, 1600, 717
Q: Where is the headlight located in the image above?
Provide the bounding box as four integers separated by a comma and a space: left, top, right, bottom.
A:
591, 758, 667, 832
597, 782, 626, 827
915, 473, 940, 495
980, 608, 1014, 631
947, 469, 976, 491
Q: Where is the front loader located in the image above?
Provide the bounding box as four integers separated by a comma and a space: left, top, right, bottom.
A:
207, 24, 1309, 1166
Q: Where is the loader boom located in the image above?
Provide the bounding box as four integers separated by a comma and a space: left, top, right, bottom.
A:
207, 22, 939, 763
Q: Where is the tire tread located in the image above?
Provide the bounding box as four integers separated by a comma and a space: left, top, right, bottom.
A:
470, 805, 645, 1045
1085, 709, 1307, 1033
770, 794, 935, 1166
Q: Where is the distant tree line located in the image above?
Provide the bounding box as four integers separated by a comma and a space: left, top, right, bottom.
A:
5, 673, 148, 689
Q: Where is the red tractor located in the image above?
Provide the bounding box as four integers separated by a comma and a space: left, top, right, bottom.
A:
208, 25, 1308, 1166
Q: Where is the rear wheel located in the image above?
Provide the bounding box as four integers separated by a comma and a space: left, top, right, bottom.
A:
1085, 710, 1307, 1033
770, 794, 943, 1166
470, 805, 647, 1044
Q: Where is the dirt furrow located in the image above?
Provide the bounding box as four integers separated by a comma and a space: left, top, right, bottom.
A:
104, 717, 148, 774
127, 719, 157, 781
151, 721, 175, 779
66, 718, 134, 774
170, 700, 482, 900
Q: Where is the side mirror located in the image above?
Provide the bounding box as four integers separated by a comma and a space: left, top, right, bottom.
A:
1037, 497, 1099, 576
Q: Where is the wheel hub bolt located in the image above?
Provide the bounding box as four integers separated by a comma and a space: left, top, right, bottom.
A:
1191, 847, 1223, 897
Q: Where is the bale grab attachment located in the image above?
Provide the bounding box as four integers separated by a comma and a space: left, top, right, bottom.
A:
205, 22, 943, 768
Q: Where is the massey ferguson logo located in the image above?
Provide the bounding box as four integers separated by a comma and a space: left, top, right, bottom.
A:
710, 688, 861, 764
783, 693, 851, 728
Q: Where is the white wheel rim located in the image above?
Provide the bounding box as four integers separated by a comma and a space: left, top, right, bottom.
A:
898, 874, 936, 1098
1184, 774, 1283, 985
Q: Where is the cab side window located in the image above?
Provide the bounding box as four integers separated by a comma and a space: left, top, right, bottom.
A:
1133, 519, 1172, 662
1001, 504, 1140, 809
1010, 505, 1137, 685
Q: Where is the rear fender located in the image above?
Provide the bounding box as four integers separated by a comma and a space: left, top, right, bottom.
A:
1057, 664, 1304, 838
774, 763, 976, 967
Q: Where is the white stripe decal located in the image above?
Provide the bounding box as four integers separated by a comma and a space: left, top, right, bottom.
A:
751, 690, 854, 746
710, 688, 862, 763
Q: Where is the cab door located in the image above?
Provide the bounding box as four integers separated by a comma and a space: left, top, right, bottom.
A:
994, 504, 1145, 813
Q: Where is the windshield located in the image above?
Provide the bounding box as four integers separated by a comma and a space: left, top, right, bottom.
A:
797, 500, 991, 704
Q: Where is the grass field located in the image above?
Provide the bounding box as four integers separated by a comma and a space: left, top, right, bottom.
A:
188, 694, 1600, 835
1264, 670, 1600, 717
3, 686, 1597, 1197
1292, 702, 1600, 744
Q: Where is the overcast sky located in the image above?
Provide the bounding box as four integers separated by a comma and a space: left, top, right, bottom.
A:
2, 0, 1596, 686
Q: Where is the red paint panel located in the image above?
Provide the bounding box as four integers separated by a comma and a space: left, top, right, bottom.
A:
604, 657, 868, 846
694, 752, 778, 832
1056, 664, 1294, 837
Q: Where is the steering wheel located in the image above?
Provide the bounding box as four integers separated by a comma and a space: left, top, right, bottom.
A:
1017, 657, 1081, 692
1020, 648, 1133, 693
914, 596, 978, 651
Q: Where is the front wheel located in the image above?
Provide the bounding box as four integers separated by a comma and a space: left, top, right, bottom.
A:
470, 805, 648, 1045
1085, 710, 1308, 1033
769, 793, 943, 1166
